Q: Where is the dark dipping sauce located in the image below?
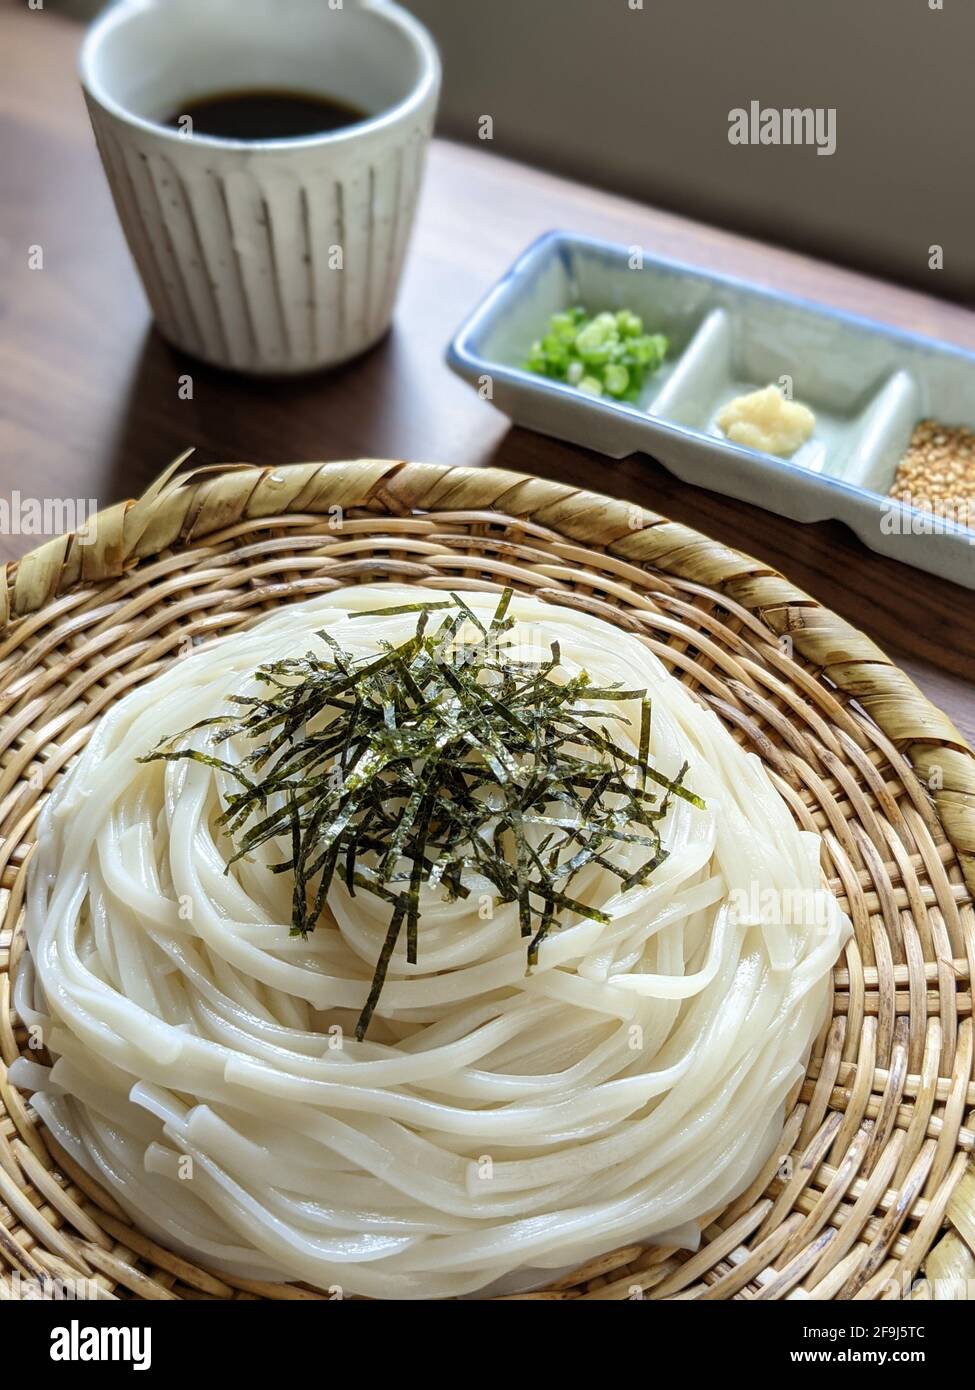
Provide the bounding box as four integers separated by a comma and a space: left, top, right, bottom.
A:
165, 89, 370, 141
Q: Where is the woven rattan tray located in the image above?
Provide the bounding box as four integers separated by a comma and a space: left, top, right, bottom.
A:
2, 458, 974, 1301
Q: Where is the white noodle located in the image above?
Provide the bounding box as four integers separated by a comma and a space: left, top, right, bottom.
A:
16, 586, 849, 1298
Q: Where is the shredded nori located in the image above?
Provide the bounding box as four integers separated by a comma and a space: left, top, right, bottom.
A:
141, 591, 704, 1039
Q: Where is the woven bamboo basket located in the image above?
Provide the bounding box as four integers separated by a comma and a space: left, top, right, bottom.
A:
1, 457, 974, 1302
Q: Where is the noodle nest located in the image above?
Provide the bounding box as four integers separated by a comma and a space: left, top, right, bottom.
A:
16, 587, 849, 1297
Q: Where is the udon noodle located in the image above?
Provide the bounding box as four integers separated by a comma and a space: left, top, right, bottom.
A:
15, 587, 848, 1297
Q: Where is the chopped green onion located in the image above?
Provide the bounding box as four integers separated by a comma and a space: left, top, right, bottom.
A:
525, 306, 668, 403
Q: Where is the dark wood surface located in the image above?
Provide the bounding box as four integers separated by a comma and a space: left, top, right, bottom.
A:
1, 6, 973, 743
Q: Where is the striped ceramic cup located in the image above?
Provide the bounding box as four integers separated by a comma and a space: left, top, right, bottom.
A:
80, 0, 441, 374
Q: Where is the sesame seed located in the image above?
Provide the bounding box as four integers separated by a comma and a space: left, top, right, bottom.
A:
889, 420, 975, 529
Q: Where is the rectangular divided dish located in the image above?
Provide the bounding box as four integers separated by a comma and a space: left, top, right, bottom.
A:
446, 232, 975, 589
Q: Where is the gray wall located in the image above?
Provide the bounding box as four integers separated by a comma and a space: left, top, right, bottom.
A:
405, 0, 974, 304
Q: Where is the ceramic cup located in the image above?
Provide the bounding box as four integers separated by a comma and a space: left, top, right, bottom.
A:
80, 0, 441, 374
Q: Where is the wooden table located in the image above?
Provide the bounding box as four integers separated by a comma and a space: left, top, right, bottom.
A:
2, 6, 974, 744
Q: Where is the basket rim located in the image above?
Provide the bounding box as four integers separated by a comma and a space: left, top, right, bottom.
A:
2, 455, 972, 895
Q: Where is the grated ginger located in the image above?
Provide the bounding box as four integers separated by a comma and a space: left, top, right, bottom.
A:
716, 385, 815, 458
